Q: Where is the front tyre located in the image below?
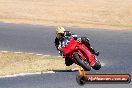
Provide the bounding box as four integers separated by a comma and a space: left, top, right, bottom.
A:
73, 53, 91, 71
92, 57, 101, 70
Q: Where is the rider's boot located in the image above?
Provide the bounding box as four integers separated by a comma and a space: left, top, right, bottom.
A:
89, 47, 99, 56
65, 57, 73, 66
81, 37, 99, 56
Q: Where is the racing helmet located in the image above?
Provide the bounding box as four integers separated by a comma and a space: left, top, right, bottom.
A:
56, 26, 65, 39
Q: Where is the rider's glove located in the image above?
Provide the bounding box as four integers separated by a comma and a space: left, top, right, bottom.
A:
72, 35, 78, 40
77, 38, 81, 43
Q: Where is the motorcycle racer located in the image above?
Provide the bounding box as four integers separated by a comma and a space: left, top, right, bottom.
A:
54, 26, 100, 67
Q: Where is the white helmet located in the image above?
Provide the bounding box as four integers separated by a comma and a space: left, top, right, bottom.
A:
56, 26, 65, 38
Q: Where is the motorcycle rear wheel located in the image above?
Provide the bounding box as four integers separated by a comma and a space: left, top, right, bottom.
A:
73, 53, 91, 71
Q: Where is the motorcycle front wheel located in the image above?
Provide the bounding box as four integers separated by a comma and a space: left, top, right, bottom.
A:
92, 56, 101, 70
73, 53, 91, 71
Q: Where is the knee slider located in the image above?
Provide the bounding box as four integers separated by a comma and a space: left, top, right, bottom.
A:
81, 37, 89, 43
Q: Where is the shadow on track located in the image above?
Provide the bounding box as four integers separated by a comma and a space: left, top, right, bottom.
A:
52, 70, 78, 72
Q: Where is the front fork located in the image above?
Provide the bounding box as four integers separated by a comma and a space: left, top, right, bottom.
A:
73, 51, 89, 65
74, 49, 96, 67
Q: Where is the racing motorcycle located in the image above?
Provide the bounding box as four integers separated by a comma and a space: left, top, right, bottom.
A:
61, 36, 101, 71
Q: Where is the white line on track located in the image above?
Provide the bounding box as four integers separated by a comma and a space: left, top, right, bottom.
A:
1, 51, 8, 53
0, 71, 55, 78
42, 55, 50, 57
14, 52, 23, 54
36, 54, 43, 56
27, 53, 34, 55
57, 56, 62, 57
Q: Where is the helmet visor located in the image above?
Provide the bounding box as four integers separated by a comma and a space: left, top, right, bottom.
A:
57, 33, 64, 39
58, 33, 64, 36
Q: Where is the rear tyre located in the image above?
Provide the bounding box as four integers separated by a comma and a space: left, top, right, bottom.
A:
73, 53, 91, 71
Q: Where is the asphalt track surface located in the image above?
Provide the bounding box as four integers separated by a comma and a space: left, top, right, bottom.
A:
0, 23, 132, 88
